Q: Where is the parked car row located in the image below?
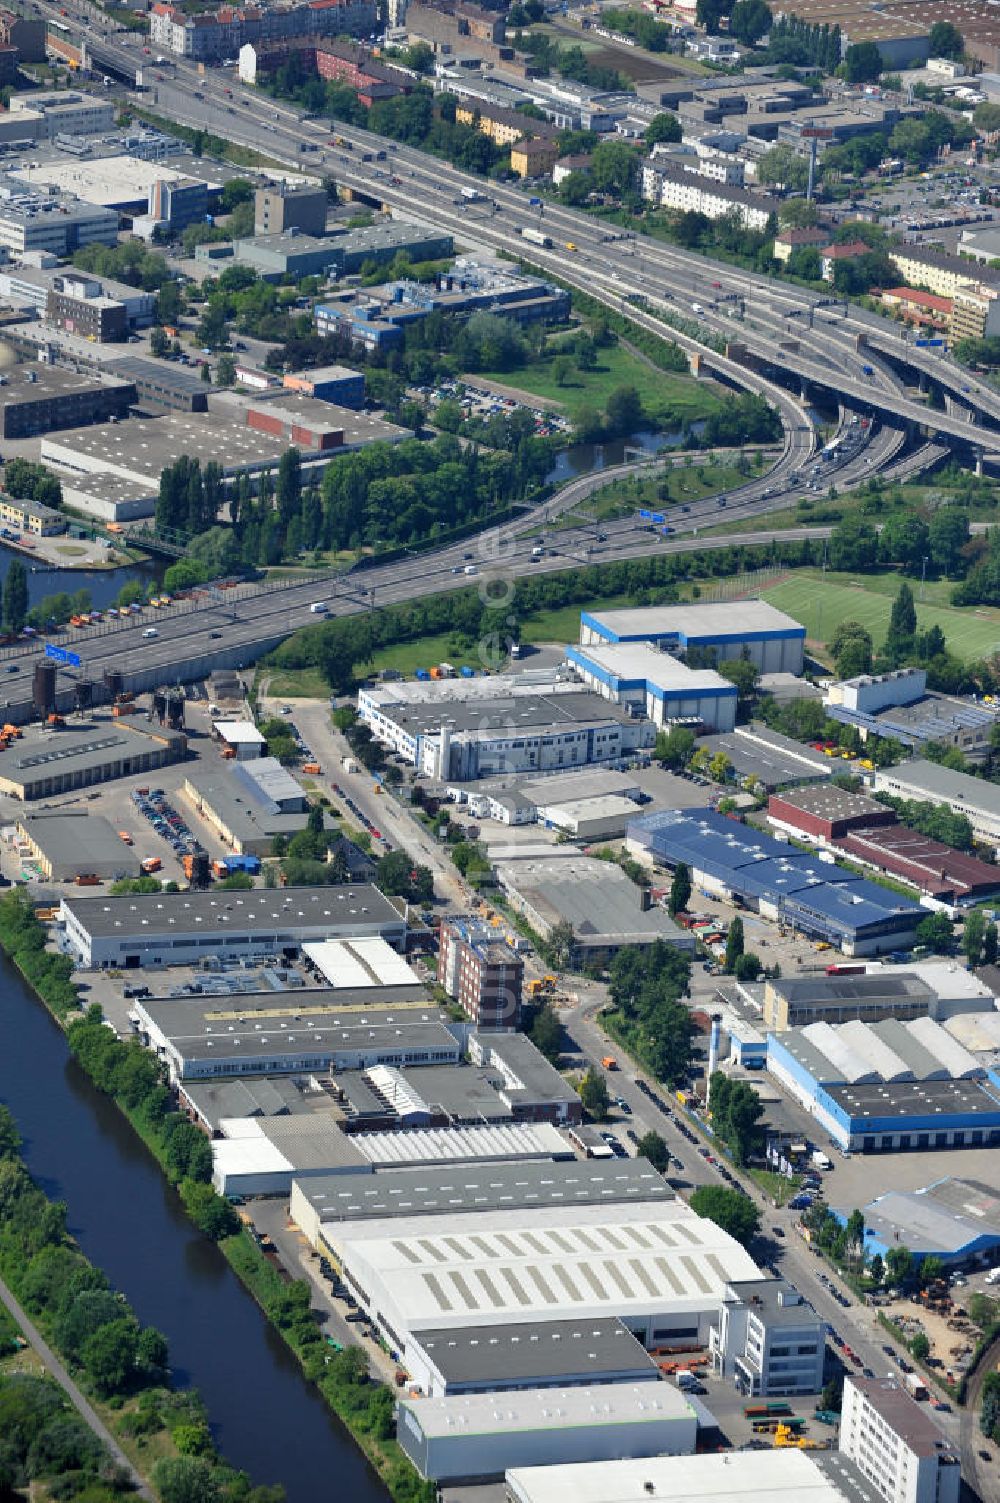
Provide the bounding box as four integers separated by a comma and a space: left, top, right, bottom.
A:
332, 780, 388, 849
131, 786, 203, 860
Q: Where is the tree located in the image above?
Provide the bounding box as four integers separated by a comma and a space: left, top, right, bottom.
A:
636, 1131, 670, 1173
920, 1255, 945, 1286
725, 917, 745, 974
689, 1185, 761, 1248
733, 952, 762, 981
869, 1252, 885, 1286
911, 1332, 931, 1362
215, 353, 236, 387
645, 111, 682, 144
179, 1179, 239, 1240
928, 508, 970, 578
152, 1456, 222, 1503
605, 385, 643, 438
529, 1004, 562, 1063
696, 0, 725, 32
669, 862, 692, 918
546, 919, 575, 970
916, 910, 953, 955
929, 20, 963, 57
579, 1068, 610, 1120
885, 1245, 913, 1287
842, 40, 883, 82
80, 1318, 138, 1395
0, 1106, 20, 1162
551, 354, 575, 388
608, 941, 693, 1085
718, 655, 759, 703
757, 143, 809, 192
829, 515, 878, 572
964, 908, 986, 966
2, 559, 28, 634
654, 726, 695, 770
710, 1074, 764, 1165
150, 325, 170, 357
729, 0, 772, 46
831, 620, 873, 679
985, 921, 998, 966
884, 580, 917, 662
982, 1371, 1000, 1442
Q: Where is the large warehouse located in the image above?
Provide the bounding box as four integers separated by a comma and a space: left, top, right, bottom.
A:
212, 1120, 572, 1198
767, 1018, 1000, 1152
396, 1380, 698, 1484
0, 718, 186, 801
874, 760, 1000, 850
506, 1446, 887, 1503
842, 1177, 1000, 1270
404, 1315, 660, 1398
14, 811, 140, 881
131, 986, 457, 1081
578, 602, 806, 674
628, 810, 922, 956
291, 1157, 674, 1249
60, 884, 408, 968
358, 678, 655, 781
325, 1200, 767, 1352
565, 642, 738, 733
760, 965, 996, 1031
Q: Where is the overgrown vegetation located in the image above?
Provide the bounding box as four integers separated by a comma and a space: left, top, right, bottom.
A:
603, 941, 693, 1086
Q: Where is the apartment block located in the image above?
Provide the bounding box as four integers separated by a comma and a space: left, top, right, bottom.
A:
839, 1378, 960, 1503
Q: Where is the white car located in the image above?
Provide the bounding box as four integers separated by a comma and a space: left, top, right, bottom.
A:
143, 627, 158, 639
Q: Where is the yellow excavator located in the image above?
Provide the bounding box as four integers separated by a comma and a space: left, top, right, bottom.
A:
774, 1424, 827, 1450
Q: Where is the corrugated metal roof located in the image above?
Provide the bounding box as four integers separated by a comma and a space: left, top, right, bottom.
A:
801, 1021, 879, 1084
905, 1015, 983, 1081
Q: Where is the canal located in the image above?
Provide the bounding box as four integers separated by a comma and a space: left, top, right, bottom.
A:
0, 956, 389, 1503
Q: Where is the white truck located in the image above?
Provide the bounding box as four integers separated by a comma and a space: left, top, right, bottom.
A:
811, 1150, 832, 1170
986, 1267, 1000, 1286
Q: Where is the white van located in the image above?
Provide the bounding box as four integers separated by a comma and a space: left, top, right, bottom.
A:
143, 627, 158, 639
310, 601, 328, 614
463, 564, 477, 576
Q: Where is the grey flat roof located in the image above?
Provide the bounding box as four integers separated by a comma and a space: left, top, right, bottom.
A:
379, 689, 641, 739
397, 1063, 513, 1120
0, 720, 183, 790
857, 1178, 1000, 1257
180, 1076, 307, 1128
828, 1078, 1000, 1120
300, 1157, 671, 1223
473, 1031, 584, 1108
845, 1378, 960, 1457
497, 857, 694, 947
63, 883, 404, 939
414, 1316, 658, 1386
773, 974, 934, 1006
184, 770, 325, 843
18, 811, 138, 871
877, 760, 1000, 818
135, 984, 449, 1063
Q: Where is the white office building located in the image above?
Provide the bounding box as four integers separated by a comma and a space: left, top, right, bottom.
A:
358, 677, 655, 782
710, 1278, 826, 1396
839, 1378, 961, 1503
640, 162, 777, 230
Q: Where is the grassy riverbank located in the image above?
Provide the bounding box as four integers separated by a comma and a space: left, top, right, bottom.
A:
0, 888, 432, 1503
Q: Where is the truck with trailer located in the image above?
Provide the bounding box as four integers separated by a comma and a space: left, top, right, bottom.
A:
521, 227, 553, 248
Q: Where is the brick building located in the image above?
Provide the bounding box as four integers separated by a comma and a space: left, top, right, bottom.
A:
438, 916, 523, 1029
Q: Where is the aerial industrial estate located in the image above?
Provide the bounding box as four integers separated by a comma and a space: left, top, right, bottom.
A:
2, 0, 1000, 1499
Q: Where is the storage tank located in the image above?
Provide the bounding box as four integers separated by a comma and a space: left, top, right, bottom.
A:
33, 661, 56, 719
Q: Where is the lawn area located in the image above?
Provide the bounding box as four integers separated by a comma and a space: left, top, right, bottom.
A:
478, 340, 722, 426
762, 569, 1000, 662
748, 1168, 803, 1207
260, 667, 332, 700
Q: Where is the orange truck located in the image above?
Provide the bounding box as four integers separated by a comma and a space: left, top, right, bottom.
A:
601, 1056, 618, 1071
141, 856, 162, 875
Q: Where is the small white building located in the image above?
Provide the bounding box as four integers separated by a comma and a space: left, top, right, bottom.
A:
839, 1377, 961, 1503
213, 720, 265, 761
396, 1381, 697, 1483
826, 669, 926, 717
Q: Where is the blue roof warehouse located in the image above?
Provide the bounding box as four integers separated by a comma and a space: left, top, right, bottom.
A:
626, 810, 923, 956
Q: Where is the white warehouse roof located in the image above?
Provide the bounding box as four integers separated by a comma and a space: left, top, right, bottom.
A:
400, 1379, 695, 1439
303, 937, 422, 989
506, 1447, 876, 1503
214, 720, 265, 746
329, 1201, 765, 1333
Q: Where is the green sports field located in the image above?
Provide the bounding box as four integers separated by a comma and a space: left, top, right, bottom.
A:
762, 570, 1000, 663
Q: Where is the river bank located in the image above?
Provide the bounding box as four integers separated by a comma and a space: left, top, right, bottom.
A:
0, 889, 403, 1503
